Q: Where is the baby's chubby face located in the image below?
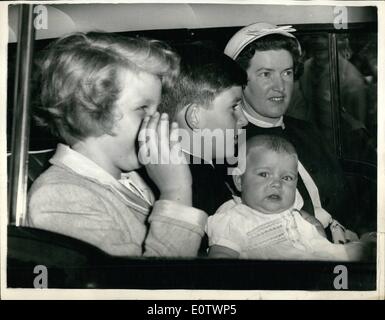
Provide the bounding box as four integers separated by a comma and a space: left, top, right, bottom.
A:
234, 146, 298, 214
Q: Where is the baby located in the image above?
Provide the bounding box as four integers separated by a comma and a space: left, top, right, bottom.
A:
206, 135, 371, 261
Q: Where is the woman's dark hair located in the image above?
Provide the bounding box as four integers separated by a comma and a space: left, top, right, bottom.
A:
235, 34, 303, 79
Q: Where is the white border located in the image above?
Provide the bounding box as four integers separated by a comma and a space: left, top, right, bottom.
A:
1, 0, 384, 300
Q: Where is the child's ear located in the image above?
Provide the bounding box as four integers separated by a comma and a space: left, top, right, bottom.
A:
185, 103, 201, 130
232, 172, 242, 192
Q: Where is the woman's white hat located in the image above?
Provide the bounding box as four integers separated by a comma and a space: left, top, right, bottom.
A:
224, 22, 302, 59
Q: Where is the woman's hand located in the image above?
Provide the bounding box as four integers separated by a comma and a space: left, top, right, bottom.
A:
138, 112, 192, 205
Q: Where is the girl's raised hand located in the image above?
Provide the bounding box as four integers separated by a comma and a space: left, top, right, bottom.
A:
138, 112, 192, 205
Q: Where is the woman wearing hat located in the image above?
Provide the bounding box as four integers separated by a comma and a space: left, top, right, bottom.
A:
224, 22, 361, 239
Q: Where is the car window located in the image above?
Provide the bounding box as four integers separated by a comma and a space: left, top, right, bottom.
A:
338, 32, 377, 163
288, 30, 377, 166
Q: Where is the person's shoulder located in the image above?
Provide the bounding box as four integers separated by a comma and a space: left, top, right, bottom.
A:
31, 164, 79, 186
213, 199, 256, 224
29, 165, 69, 191
215, 198, 239, 214
27, 166, 112, 228
207, 199, 246, 236
28, 164, 103, 203
209, 199, 242, 225
208, 201, 272, 240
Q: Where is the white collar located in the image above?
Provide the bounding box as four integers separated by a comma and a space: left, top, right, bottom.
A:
242, 99, 285, 129
51, 144, 119, 184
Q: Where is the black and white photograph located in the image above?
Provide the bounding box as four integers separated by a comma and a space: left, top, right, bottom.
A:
0, 0, 383, 300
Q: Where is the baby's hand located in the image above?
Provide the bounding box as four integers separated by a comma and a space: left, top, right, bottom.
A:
138, 112, 192, 206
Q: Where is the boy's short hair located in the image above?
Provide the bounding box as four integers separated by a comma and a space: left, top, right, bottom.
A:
36, 32, 180, 144
159, 43, 247, 120
246, 134, 297, 157
235, 34, 302, 79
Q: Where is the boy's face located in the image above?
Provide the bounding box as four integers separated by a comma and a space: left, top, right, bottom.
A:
199, 86, 248, 159
243, 49, 294, 123
237, 146, 298, 214
96, 69, 161, 177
